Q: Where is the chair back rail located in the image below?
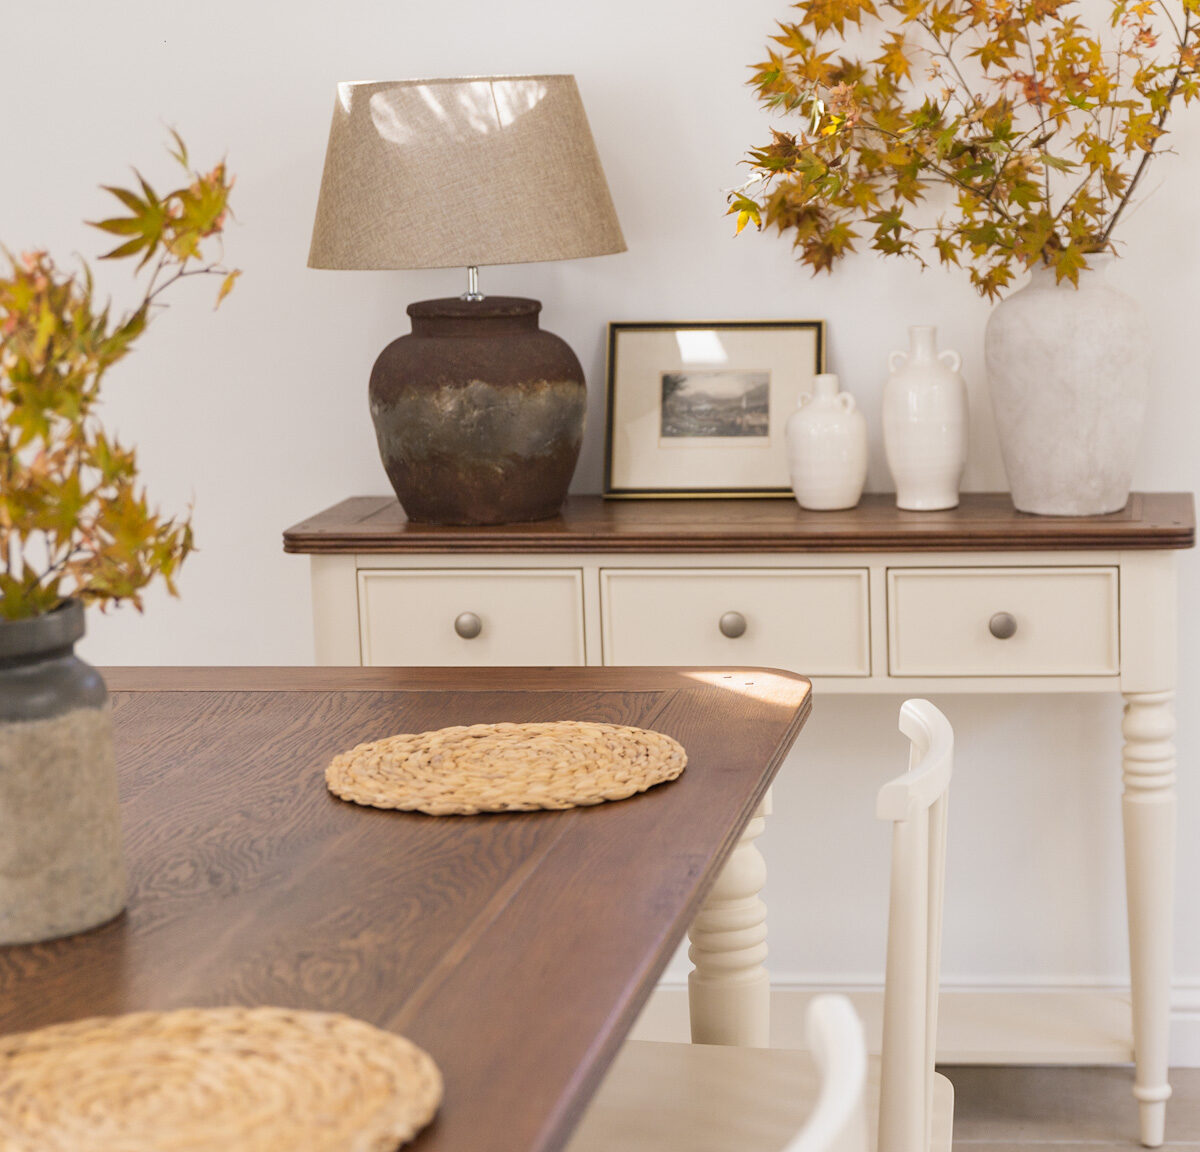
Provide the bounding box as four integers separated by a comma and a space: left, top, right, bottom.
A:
786, 994, 869, 1152
876, 699, 954, 1152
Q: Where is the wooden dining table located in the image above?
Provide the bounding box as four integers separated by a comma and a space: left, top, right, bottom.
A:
0, 665, 811, 1152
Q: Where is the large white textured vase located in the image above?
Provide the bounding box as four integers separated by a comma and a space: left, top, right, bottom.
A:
882, 325, 968, 510
984, 255, 1150, 515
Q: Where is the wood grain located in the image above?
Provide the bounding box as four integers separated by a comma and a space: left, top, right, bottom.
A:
281, 492, 1195, 555
0, 666, 811, 1152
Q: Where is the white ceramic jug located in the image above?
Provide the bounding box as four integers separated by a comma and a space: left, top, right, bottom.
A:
882, 326, 967, 510
785, 373, 868, 511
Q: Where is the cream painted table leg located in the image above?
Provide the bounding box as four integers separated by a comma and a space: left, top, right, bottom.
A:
1122, 690, 1176, 1148
687, 791, 771, 1047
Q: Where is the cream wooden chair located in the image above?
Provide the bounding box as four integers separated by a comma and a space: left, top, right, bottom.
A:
789, 995, 870, 1152
567, 699, 954, 1152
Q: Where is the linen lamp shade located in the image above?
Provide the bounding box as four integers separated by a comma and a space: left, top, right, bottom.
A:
307, 75, 626, 526
308, 75, 626, 270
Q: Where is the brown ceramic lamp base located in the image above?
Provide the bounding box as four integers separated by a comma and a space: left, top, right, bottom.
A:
369, 297, 586, 526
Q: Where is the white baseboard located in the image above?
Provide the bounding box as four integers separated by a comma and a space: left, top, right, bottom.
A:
630, 980, 1200, 1067
1169, 983, 1200, 1067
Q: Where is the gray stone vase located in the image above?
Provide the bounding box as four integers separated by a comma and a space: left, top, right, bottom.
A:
984, 254, 1150, 516
0, 599, 126, 944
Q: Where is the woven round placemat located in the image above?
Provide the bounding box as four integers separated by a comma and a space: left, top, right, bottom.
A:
326, 720, 688, 815
0, 1006, 442, 1152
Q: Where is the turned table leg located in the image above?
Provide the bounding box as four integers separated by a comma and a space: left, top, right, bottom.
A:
687, 791, 771, 1047
1122, 691, 1176, 1148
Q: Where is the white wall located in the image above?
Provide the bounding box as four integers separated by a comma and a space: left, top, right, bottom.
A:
5, 0, 1198, 1040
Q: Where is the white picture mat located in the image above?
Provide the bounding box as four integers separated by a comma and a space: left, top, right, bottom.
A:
607, 323, 822, 493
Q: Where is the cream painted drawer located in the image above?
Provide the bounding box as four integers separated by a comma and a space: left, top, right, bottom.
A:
601, 568, 870, 675
358, 569, 585, 666
887, 566, 1119, 677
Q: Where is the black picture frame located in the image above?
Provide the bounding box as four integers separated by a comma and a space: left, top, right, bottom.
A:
603, 319, 826, 498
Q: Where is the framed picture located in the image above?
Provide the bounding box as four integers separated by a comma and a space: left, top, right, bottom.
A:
603, 320, 825, 498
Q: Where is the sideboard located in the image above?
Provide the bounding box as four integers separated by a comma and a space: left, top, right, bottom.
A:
284, 491, 1195, 1147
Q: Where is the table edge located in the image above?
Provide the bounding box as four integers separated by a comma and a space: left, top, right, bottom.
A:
539, 685, 813, 1152
101, 665, 815, 698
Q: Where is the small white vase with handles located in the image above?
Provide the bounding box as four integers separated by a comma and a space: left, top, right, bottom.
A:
882, 326, 968, 510
785, 373, 868, 510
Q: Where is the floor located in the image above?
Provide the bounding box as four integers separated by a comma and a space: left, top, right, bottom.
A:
947, 1067, 1200, 1150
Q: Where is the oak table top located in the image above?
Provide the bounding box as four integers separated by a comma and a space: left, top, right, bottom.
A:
0, 665, 812, 1152
282, 492, 1196, 555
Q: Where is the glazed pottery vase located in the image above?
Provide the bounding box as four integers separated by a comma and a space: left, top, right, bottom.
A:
785, 373, 868, 510
882, 326, 968, 511
0, 599, 126, 944
369, 296, 586, 526
984, 255, 1149, 516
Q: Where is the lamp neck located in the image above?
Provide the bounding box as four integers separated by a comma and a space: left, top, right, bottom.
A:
408, 296, 543, 338
461, 265, 485, 302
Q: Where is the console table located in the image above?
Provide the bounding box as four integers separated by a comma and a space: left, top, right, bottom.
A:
284, 491, 1195, 1147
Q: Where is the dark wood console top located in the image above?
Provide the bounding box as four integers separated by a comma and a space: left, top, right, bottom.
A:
283, 492, 1195, 555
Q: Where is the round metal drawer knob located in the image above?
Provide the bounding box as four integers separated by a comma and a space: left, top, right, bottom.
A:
989, 612, 1018, 640
719, 611, 748, 639
454, 612, 483, 640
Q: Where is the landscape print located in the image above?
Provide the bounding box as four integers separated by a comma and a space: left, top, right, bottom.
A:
660, 369, 771, 440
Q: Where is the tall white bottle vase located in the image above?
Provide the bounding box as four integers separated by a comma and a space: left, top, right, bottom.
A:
882, 326, 968, 511
785, 373, 868, 511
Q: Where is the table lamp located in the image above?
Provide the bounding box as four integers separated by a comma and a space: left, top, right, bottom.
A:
308, 75, 626, 525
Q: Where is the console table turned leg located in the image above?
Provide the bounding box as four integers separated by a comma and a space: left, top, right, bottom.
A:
687, 792, 771, 1048
1122, 691, 1177, 1148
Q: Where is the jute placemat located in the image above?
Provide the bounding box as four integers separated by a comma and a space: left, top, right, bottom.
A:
326, 721, 688, 815
0, 1006, 442, 1152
